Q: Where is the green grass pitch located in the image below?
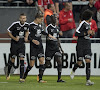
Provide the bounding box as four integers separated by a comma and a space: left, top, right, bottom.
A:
0, 75, 100, 90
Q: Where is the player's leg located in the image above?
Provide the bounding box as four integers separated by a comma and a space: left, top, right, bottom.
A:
22, 46, 37, 80
55, 52, 65, 82
85, 49, 94, 85
70, 46, 83, 79
6, 57, 15, 80
23, 59, 35, 80
6, 45, 17, 80
38, 56, 47, 83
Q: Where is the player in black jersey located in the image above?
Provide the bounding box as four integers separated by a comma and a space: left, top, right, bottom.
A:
6, 13, 29, 82
70, 10, 95, 85
22, 13, 55, 83
44, 15, 65, 82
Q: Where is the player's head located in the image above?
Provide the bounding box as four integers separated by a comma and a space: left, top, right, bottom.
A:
50, 15, 56, 25
19, 13, 27, 24
47, 4, 54, 12
82, 9, 93, 22
35, 13, 43, 24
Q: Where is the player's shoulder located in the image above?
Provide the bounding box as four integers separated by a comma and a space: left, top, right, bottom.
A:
11, 21, 20, 26
30, 22, 37, 25
25, 22, 29, 25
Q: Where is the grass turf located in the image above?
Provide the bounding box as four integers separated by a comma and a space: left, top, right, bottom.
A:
0, 75, 100, 90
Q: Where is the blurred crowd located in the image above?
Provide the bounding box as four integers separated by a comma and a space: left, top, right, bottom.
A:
0, 0, 100, 42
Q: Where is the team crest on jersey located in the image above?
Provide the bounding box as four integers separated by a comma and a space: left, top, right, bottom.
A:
17, 27, 21, 30
51, 29, 54, 32
24, 27, 27, 30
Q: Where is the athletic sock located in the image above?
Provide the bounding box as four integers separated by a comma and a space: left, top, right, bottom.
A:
73, 63, 80, 72
8, 60, 14, 75
20, 60, 24, 79
39, 64, 45, 81
23, 65, 32, 79
86, 63, 90, 80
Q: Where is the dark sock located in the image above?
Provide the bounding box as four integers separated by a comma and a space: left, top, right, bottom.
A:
23, 65, 32, 79
57, 64, 62, 80
73, 63, 80, 72
86, 63, 90, 81
20, 60, 24, 79
39, 64, 45, 81
8, 60, 14, 75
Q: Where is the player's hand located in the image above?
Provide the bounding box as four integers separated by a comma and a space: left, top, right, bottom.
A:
87, 30, 93, 35
59, 31, 63, 36
48, 34, 57, 40
68, 18, 73, 22
24, 37, 28, 42
61, 49, 64, 54
32, 40, 40, 45
91, 30, 95, 36
15, 36, 19, 41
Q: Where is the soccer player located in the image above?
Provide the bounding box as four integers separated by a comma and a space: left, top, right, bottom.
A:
70, 10, 95, 86
6, 13, 29, 82
44, 15, 65, 82
22, 13, 56, 83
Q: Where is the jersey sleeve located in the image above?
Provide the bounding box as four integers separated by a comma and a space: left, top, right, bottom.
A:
41, 29, 49, 36
7, 22, 16, 32
75, 22, 88, 37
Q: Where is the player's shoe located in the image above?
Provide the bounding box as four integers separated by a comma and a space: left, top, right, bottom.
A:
39, 80, 47, 83
70, 70, 75, 79
19, 78, 25, 83
57, 79, 65, 82
37, 75, 39, 82
86, 80, 94, 86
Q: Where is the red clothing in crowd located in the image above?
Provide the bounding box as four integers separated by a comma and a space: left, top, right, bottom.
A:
90, 19, 98, 32
59, 9, 76, 32
94, 0, 100, 11
38, 0, 54, 10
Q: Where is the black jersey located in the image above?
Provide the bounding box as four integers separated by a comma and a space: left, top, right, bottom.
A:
75, 20, 91, 49
7, 21, 29, 44
29, 22, 48, 46
46, 24, 59, 50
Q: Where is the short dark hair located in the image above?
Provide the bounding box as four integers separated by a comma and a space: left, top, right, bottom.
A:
35, 13, 43, 19
50, 15, 56, 25
81, 9, 93, 20
20, 13, 26, 17
47, 4, 52, 9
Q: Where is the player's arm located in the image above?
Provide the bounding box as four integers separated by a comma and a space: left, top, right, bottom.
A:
28, 26, 40, 45
58, 38, 64, 54
24, 30, 29, 42
7, 31, 19, 41
7, 23, 19, 41
38, 0, 44, 14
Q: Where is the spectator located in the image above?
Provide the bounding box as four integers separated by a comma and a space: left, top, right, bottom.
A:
97, 9, 100, 41
22, 0, 37, 6
3, 0, 16, 6
95, 0, 100, 11
59, 2, 76, 42
80, 0, 97, 22
44, 4, 54, 26
38, 0, 56, 14
54, 0, 72, 15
